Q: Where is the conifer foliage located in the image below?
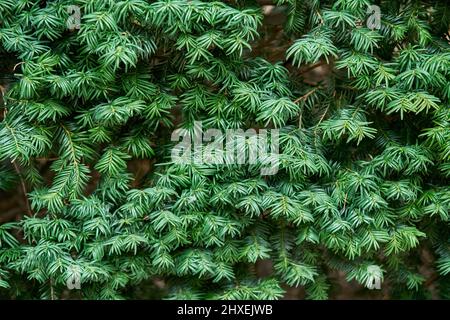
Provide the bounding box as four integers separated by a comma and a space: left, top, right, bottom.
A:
0, 0, 449, 299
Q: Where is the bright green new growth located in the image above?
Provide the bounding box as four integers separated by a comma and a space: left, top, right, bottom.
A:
0, 0, 449, 299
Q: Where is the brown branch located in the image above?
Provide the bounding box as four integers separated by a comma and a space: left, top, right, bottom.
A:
293, 87, 320, 104
0, 84, 7, 119
0, 208, 21, 223
298, 61, 326, 75
294, 87, 322, 128
298, 112, 302, 129
12, 161, 32, 217
50, 277, 56, 300
342, 193, 348, 212
35, 157, 59, 161
13, 62, 24, 71
317, 105, 330, 126
424, 273, 439, 288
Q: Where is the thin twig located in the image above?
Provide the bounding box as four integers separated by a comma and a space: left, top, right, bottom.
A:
316, 10, 324, 25
312, 105, 330, 141
12, 161, 32, 217
424, 274, 439, 288
342, 193, 348, 212
294, 87, 320, 128
293, 87, 319, 104
50, 277, 55, 300
298, 61, 326, 75
316, 105, 330, 127
35, 157, 59, 161
13, 62, 24, 71
0, 84, 7, 119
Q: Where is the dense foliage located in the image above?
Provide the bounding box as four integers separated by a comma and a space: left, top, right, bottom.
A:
0, 0, 449, 299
